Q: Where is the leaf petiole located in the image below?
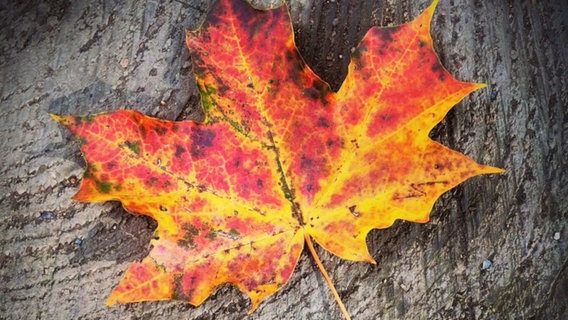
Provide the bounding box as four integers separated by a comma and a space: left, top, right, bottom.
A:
304, 233, 352, 320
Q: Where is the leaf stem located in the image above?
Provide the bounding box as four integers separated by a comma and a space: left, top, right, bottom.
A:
304, 233, 351, 320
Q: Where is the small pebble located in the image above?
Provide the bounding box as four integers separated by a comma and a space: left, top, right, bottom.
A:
119, 58, 129, 68
481, 259, 492, 270
15, 184, 26, 194
489, 88, 498, 101
554, 232, 560, 241
68, 175, 78, 185
39, 211, 55, 220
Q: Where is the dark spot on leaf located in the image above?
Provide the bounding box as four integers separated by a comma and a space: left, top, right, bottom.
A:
285, 50, 304, 69
300, 154, 313, 169
304, 87, 320, 100
139, 125, 147, 138
197, 185, 207, 192
431, 62, 445, 81
105, 161, 116, 170
159, 205, 168, 212
316, 116, 330, 128
256, 179, 263, 188
380, 113, 392, 121
175, 144, 186, 158
146, 176, 158, 186
285, 50, 306, 85
379, 28, 395, 43
326, 138, 335, 147
304, 80, 331, 105
218, 84, 229, 94
350, 139, 359, 149
190, 128, 215, 158
154, 125, 167, 135
229, 0, 268, 40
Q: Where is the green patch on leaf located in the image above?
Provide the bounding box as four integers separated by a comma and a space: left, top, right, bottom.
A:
124, 140, 140, 155
74, 114, 95, 124
228, 228, 240, 237
95, 180, 113, 193
206, 227, 217, 240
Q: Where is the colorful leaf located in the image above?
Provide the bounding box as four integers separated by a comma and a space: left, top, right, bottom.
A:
52, 0, 503, 317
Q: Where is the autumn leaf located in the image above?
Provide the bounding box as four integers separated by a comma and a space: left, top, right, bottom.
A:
52, 0, 503, 318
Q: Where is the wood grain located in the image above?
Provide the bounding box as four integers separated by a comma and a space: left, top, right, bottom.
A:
1, 0, 566, 319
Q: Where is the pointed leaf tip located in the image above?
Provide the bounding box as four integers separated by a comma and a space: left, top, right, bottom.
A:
428, 0, 440, 12
49, 113, 62, 122
105, 297, 115, 306
484, 165, 506, 175
475, 82, 489, 90
419, 0, 439, 23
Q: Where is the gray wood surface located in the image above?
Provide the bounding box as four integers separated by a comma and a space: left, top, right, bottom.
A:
1, 0, 566, 319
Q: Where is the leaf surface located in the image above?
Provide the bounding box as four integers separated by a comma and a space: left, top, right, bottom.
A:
53, 0, 502, 316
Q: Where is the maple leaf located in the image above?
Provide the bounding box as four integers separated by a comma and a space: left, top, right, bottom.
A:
52, 0, 503, 318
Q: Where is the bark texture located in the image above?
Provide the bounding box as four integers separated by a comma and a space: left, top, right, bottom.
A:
1, 0, 566, 319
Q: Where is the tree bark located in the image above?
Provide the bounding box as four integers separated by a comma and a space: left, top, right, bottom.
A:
1, 0, 566, 319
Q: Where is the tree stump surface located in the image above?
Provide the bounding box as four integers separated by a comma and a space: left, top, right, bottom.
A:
1, 0, 566, 319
